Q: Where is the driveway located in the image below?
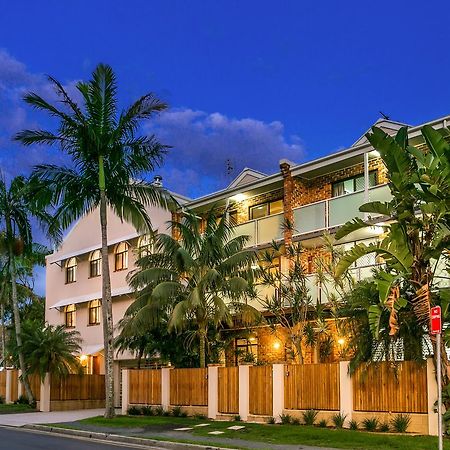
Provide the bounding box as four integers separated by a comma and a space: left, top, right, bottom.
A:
0, 408, 105, 427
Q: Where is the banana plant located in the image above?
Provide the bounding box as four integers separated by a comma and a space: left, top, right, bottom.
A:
335, 124, 450, 341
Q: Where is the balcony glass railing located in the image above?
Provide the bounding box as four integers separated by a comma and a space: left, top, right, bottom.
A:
231, 184, 392, 247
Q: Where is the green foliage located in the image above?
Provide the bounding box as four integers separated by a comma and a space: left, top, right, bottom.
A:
154, 406, 165, 416
0, 395, 4, 404
193, 413, 207, 420
349, 420, 359, 430
141, 406, 154, 416
127, 406, 141, 416
291, 417, 300, 425
302, 409, 318, 426
362, 417, 379, 432
8, 323, 82, 380
280, 413, 292, 424
128, 208, 261, 367
317, 419, 328, 428
234, 414, 241, 422
391, 414, 411, 433
332, 413, 347, 428
267, 416, 275, 424
171, 406, 183, 417
379, 422, 390, 432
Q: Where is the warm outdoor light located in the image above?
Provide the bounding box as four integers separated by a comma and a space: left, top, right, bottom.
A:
273, 341, 281, 350
79, 354, 88, 365
251, 262, 259, 270
337, 338, 345, 346
230, 193, 246, 202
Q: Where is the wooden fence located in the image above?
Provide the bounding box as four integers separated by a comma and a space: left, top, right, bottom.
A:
249, 365, 272, 415
218, 367, 239, 414
284, 363, 340, 411
27, 374, 41, 401
129, 369, 161, 405
353, 361, 427, 413
0, 371, 6, 398
50, 374, 105, 401
170, 368, 208, 406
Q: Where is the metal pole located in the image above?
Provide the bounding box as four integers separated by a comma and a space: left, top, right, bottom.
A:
437, 332, 443, 450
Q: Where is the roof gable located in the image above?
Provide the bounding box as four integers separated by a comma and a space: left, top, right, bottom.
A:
352, 118, 410, 147
227, 168, 267, 189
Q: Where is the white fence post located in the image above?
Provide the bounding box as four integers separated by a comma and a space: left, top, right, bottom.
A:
238, 365, 250, 421
339, 361, 352, 427
5, 370, 12, 404
427, 358, 439, 436
40, 373, 51, 412
208, 365, 220, 419
161, 367, 172, 411
272, 364, 284, 422
121, 369, 129, 415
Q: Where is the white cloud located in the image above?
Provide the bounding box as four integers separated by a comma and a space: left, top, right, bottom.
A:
147, 108, 304, 197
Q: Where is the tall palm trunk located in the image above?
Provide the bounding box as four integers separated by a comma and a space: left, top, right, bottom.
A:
1, 302, 6, 367
6, 217, 33, 402
99, 156, 115, 418
199, 327, 206, 368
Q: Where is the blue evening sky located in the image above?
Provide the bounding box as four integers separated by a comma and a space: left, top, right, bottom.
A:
1, 0, 449, 293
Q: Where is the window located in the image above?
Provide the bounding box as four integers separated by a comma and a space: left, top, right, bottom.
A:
65, 304, 76, 327
235, 337, 258, 365
115, 242, 129, 271
89, 250, 102, 278
249, 199, 283, 220
138, 235, 153, 257
332, 171, 377, 197
88, 299, 101, 325
65, 257, 77, 284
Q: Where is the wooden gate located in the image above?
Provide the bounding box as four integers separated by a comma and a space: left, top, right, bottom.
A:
284, 363, 340, 411
170, 368, 208, 406
249, 365, 272, 415
129, 369, 161, 405
353, 361, 427, 413
218, 367, 239, 414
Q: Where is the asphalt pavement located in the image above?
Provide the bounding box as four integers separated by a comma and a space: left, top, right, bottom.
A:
0, 426, 162, 450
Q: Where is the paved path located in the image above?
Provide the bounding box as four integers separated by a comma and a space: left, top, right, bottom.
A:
0, 409, 106, 427
0, 426, 163, 449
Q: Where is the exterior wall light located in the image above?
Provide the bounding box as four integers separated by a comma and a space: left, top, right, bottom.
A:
230, 193, 246, 202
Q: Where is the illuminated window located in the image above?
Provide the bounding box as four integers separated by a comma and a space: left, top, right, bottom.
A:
88, 299, 101, 325
249, 199, 283, 220
115, 242, 129, 271
89, 250, 102, 278
65, 258, 77, 284
235, 338, 258, 365
332, 171, 377, 197
138, 235, 153, 257
65, 304, 76, 327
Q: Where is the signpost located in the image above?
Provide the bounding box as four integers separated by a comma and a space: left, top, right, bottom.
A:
431, 306, 442, 450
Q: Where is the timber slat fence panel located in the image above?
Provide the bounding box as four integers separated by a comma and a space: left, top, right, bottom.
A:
353, 361, 427, 413
284, 363, 340, 411
170, 368, 208, 406
129, 369, 161, 405
0, 371, 6, 398
50, 375, 105, 401
218, 367, 239, 414
10, 370, 18, 401
27, 374, 41, 401
249, 365, 272, 415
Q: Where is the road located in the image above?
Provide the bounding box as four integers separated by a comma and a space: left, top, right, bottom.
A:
0, 426, 164, 450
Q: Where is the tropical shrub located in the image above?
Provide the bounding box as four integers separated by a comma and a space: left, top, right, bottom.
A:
302, 409, 318, 425
141, 406, 154, 416
362, 417, 379, 432
127, 406, 141, 415
280, 413, 292, 424
391, 414, 411, 433
331, 412, 347, 428
267, 416, 275, 424
318, 419, 328, 428
349, 420, 358, 430
379, 422, 390, 432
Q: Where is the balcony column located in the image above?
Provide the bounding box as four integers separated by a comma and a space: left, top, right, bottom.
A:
363, 152, 369, 203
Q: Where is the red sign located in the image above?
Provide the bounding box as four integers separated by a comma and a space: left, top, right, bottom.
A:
430, 306, 442, 335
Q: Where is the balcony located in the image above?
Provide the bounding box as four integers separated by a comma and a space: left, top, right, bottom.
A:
230, 184, 391, 247
293, 184, 391, 236
231, 212, 284, 247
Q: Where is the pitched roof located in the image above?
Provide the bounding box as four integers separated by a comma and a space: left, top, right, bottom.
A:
352, 118, 411, 147
227, 167, 267, 189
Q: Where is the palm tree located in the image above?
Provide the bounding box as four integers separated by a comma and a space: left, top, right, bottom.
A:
16, 323, 82, 381
0, 176, 54, 402
15, 64, 174, 417
129, 208, 260, 367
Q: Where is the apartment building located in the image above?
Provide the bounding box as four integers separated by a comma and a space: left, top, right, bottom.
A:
45, 114, 450, 374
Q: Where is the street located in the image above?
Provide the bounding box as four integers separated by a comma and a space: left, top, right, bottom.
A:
0, 426, 163, 450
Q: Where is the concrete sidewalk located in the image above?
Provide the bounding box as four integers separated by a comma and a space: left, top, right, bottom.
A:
0, 409, 105, 427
